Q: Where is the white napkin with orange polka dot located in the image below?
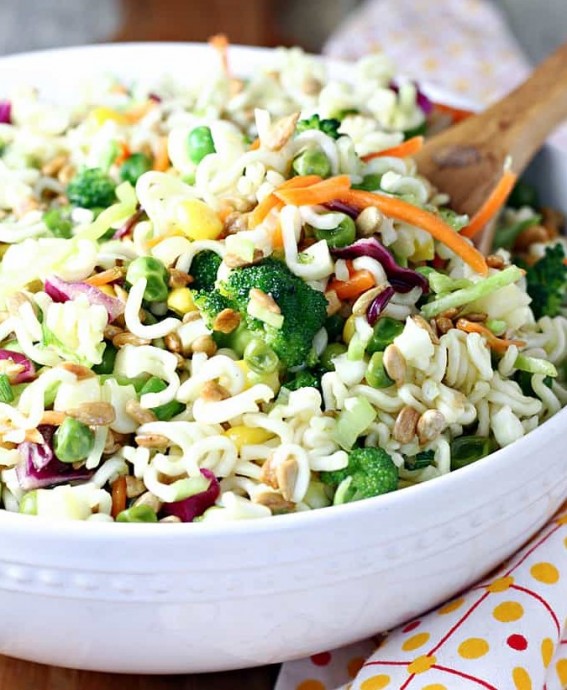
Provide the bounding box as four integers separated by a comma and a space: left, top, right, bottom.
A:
276, 504, 567, 689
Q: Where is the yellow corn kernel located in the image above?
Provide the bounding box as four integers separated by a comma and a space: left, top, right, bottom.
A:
175, 199, 223, 241
343, 315, 356, 344
90, 107, 129, 126
225, 425, 274, 449
167, 287, 196, 315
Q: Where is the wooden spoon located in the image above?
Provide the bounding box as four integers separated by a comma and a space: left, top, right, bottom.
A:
414, 41, 567, 253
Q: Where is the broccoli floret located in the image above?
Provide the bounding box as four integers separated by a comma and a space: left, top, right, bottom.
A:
67, 167, 116, 209
283, 370, 319, 392
524, 244, 567, 319
190, 251, 222, 291
296, 114, 341, 140
193, 290, 234, 329
219, 258, 328, 368
320, 447, 398, 503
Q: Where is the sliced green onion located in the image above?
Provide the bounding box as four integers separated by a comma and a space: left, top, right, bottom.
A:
405, 449, 435, 471
450, 436, 494, 471
333, 396, 377, 450
139, 377, 185, 420
0, 374, 14, 403
244, 339, 279, 374
421, 266, 523, 319
515, 354, 557, 377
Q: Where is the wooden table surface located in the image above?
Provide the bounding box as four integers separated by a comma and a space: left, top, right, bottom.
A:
0, 656, 277, 690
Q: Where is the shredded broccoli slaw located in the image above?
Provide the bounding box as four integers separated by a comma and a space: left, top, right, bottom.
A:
0, 44, 565, 523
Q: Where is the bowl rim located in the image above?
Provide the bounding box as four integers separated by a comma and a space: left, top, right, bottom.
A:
0, 41, 563, 538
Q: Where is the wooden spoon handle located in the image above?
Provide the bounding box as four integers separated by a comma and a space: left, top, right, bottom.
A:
491, 41, 567, 173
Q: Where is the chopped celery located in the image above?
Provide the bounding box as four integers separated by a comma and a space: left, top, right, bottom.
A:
421, 266, 523, 319
347, 333, 366, 361
0, 374, 14, 403
515, 354, 557, 378
486, 319, 507, 336
419, 269, 472, 294
333, 396, 377, 450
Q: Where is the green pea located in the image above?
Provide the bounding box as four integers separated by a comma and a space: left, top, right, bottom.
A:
352, 174, 382, 191
116, 505, 158, 523
244, 339, 279, 375
93, 344, 117, 375
19, 490, 38, 515
314, 216, 356, 248
54, 417, 95, 463
187, 126, 216, 164
320, 343, 347, 372
367, 317, 404, 354
324, 314, 346, 341
292, 148, 331, 178
119, 152, 152, 185
366, 352, 394, 389
139, 377, 185, 420
450, 436, 494, 471
126, 256, 169, 302
43, 207, 72, 239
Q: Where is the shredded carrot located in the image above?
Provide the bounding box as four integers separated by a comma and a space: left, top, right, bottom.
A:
146, 229, 185, 249
328, 269, 376, 300
114, 141, 131, 167
462, 170, 518, 238
85, 267, 124, 286
271, 222, 284, 249
39, 411, 66, 426
433, 102, 474, 123
249, 175, 322, 228
361, 136, 424, 162
209, 34, 230, 76
456, 319, 525, 352
250, 138, 260, 151
111, 476, 127, 519
274, 175, 352, 207
152, 136, 169, 172
338, 188, 489, 275
124, 100, 156, 124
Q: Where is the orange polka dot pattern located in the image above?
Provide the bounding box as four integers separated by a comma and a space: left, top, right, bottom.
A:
276, 501, 567, 690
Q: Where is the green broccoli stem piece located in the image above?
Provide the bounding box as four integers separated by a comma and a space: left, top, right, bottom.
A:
420, 265, 524, 319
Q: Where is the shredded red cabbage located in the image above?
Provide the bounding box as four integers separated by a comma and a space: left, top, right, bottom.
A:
161, 469, 220, 523
45, 275, 124, 322
16, 425, 92, 490
0, 100, 11, 124
0, 349, 35, 383
389, 80, 433, 115
367, 286, 396, 325
332, 238, 429, 294
113, 206, 144, 240
323, 200, 359, 219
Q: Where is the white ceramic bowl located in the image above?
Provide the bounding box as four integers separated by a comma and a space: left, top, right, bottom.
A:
0, 43, 566, 675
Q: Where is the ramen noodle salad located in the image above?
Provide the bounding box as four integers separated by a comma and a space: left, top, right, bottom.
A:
0, 42, 564, 523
